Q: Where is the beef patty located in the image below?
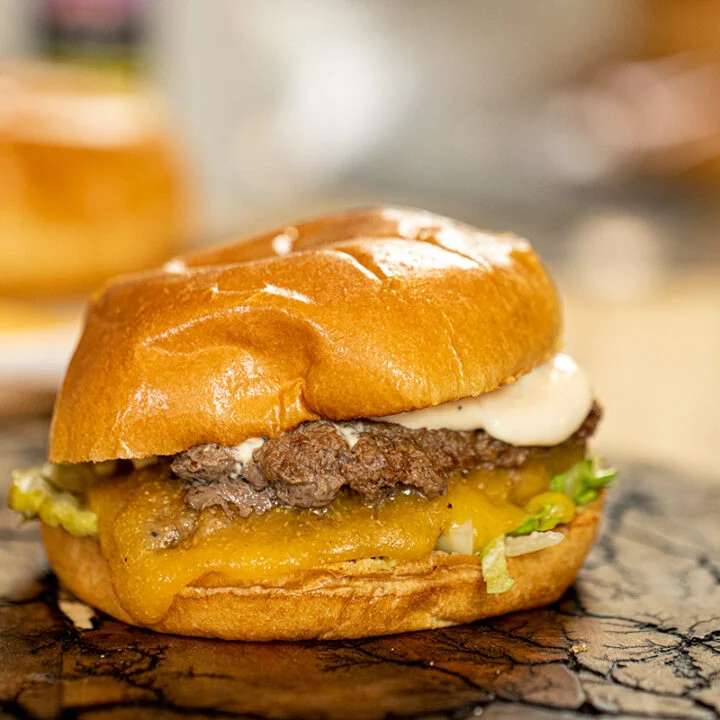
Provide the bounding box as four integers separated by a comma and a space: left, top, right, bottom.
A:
170, 403, 601, 517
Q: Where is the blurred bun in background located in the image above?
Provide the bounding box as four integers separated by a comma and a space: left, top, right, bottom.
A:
0, 61, 189, 298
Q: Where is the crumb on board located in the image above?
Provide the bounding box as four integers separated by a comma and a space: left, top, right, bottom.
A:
58, 588, 95, 630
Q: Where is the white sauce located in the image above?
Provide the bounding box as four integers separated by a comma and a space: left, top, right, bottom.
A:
229, 437, 265, 473
331, 422, 363, 449
375, 353, 593, 446
220, 353, 589, 472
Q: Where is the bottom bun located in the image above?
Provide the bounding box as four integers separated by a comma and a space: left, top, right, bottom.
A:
41, 503, 602, 641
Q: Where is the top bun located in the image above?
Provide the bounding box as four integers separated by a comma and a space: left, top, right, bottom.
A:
0, 62, 188, 297
50, 207, 561, 462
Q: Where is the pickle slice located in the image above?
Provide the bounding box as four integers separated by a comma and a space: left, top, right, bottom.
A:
9, 465, 97, 536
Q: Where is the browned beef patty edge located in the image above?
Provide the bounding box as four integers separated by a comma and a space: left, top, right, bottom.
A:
170, 403, 601, 517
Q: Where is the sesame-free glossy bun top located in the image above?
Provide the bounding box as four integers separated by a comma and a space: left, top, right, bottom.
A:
49, 207, 561, 462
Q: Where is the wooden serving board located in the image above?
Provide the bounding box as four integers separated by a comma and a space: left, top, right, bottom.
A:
1, 417, 718, 720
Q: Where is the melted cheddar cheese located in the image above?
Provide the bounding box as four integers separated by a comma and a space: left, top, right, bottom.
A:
89, 445, 584, 624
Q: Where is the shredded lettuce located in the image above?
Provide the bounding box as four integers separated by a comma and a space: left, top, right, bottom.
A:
481, 535, 514, 594
8, 465, 97, 536
551, 458, 617, 506
508, 516, 540, 536
505, 530, 565, 557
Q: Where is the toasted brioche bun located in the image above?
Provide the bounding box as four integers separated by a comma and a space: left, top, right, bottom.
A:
50, 207, 561, 463
0, 62, 188, 298
41, 501, 600, 640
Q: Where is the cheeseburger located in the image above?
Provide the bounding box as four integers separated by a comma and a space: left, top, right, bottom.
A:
9, 207, 615, 641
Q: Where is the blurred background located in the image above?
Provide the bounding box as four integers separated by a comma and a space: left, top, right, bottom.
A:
0, 0, 718, 478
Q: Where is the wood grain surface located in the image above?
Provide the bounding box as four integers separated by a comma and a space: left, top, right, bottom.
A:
1, 417, 718, 720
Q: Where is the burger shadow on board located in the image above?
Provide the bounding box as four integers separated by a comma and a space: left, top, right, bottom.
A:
4, 460, 718, 720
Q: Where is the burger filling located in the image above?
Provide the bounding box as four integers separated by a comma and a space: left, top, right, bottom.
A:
9, 353, 616, 624
171, 404, 601, 516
